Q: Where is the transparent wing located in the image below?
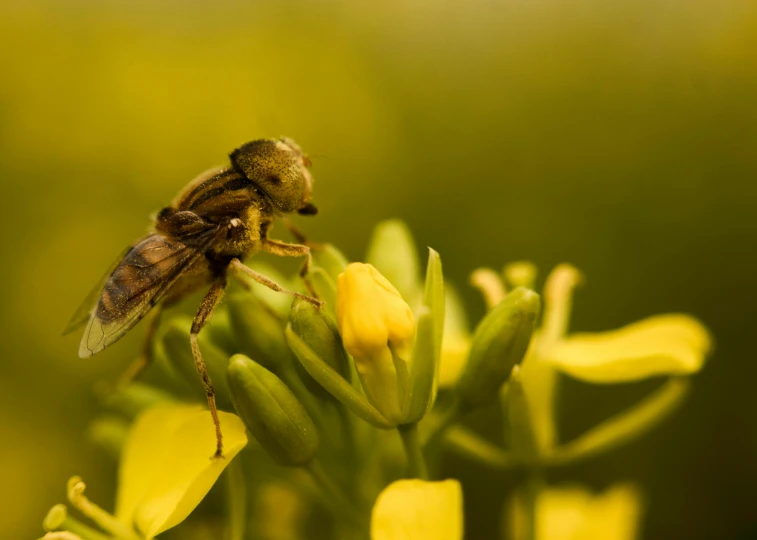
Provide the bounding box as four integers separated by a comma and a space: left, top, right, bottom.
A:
63, 245, 136, 335
78, 227, 221, 357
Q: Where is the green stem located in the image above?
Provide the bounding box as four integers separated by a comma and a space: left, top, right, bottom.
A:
305, 459, 366, 531
53, 516, 112, 540
422, 398, 465, 449
398, 423, 429, 480
521, 470, 544, 540
225, 457, 247, 540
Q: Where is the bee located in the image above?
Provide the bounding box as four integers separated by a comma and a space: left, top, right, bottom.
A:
65, 138, 322, 457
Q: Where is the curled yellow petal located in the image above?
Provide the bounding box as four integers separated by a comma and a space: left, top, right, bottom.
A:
115, 403, 248, 539
337, 263, 415, 360
371, 479, 463, 540
510, 483, 642, 540
545, 314, 711, 383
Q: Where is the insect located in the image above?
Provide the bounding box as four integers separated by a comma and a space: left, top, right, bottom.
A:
65, 138, 322, 457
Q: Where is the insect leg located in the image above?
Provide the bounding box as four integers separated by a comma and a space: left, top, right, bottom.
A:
117, 307, 163, 388
191, 277, 227, 458
261, 238, 313, 279
229, 258, 322, 308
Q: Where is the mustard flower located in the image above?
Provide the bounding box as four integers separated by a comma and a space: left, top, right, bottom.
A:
371, 479, 463, 540
442, 262, 711, 465
43, 403, 247, 540
509, 483, 643, 540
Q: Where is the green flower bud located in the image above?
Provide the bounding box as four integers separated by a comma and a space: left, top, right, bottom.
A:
456, 287, 540, 408
161, 318, 232, 408
227, 290, 289, 372
228, 354, 320, 466
311, 243, 350, 283
366, 220, 423, 307
289, 298, 350, 379
502, 365, 539, 461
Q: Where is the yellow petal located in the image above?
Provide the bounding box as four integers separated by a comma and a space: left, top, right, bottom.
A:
510, 484, 642, 540
439, 333, 470, 387
544, 314, 711, 383
439, 286, 471, 387
371, 479, 463, 540
337, 263, 415, 360
115, 404, 248, 539
518, 339, 558, 453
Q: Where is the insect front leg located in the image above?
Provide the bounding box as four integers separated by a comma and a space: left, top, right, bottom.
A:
229, 258, 322, 308
261, 238, 314, 280
191, 277, 227, 458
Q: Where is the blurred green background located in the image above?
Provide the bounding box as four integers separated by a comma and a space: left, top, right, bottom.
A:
1, 0, 755, 537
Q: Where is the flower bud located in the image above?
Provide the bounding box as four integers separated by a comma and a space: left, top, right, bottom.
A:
366, 220, 422, 307
289, 298, 350, 379
228, 354, 320, 466
337, 263, 415, 424
456, 287, 540, 409
226, 290, 289, 372
311, 243, 350, 283
502, 365, 539, 461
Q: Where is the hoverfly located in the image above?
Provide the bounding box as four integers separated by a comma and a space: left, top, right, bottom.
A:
65, 138, 322, 457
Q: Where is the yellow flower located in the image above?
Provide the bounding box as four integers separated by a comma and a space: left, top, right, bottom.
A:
116, 404, 248, 538
337, 262, 416, 423
440, 263, 711, 458
509, 483, 643, 540
48, 404, 248, 540
522, 264, 711, 453
371, 479, 463, 540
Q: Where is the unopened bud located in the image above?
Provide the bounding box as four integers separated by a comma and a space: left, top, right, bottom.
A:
227, 291, 289, 372
228, 355, 320, 466
289, 298, 350, 379
456, 287, 540, 408
337, 263, 415, 424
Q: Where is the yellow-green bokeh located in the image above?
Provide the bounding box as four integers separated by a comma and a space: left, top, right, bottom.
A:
1, 0, 755, 537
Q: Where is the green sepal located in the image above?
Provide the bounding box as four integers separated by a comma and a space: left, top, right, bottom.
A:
307, 267, 338, 316
311, 243, 350, 282
285, 325, 395, 429
401, 248, 445, 423
161, 318, 232, 408
503, 365, 540, 461
546, 377, 690, 466
444, 425, 515, 470
455, 287, 540, 408
366, 220, 422, 307
227, 354, 320, 466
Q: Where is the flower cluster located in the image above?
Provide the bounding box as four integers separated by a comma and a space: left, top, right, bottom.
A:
41, 220, 711, 540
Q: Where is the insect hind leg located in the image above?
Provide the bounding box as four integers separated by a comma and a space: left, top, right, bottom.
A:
191, 277, 227, 458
